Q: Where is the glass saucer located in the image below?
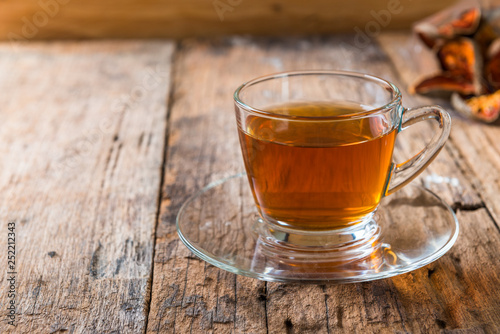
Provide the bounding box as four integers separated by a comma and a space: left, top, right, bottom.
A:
177, 173, 459, 283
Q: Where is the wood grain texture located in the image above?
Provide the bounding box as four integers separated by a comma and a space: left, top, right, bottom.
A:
0, 0, 458, 40
324, 209, 500, 333
0, 41, 174, 333
147, 40, 269, 334
148, 36, 499, 333
1, 34, 498, 333
389, 209, 500, 333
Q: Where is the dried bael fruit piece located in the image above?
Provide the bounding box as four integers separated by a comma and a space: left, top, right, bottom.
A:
412, 74, 477, 95
452, 90, 500, 122
414, 1, 481, 48
411, 1, 500, 123
438, 37, 483, 94
439, 38, 479, 80
438, 7, 481, 37
411, 38, 482, 96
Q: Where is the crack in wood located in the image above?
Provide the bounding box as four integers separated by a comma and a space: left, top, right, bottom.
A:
138, 132, 145, 148
114, 239, 132, 276
101, 146, 114, 190
284, 318, 293, 334
435, 318, 446, 329
188, 264, 203, 334
336, 306, 343, 329
147, 133, 153, 149
452, 203, 485, 212
322, 285, 332, 333
89, 241, 103, 278
445, 138, 500, 232
233, 276, 237, 333
387, 281, 409, 334
144, 42, 179, 334
427, 268, 436, 279
263, 282, 269, 334
29, 275, 44, 330
109, 143, 123, 180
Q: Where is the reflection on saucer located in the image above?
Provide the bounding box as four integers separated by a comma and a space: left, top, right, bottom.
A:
251, 238, 386, 279
177, 174, 459, 283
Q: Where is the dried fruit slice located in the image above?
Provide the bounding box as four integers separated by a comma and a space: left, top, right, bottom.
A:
452, 91, 500, 122
412, 38, 483, 96
411, 74, 477, 96
414, 2, 481, 48
438, 8, 481, 37
437, 38, 483, 94
415, 24, 442, 49
438, 38, 478, 80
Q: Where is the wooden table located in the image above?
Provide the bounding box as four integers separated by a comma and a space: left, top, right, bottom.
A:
0, 33, 499, 333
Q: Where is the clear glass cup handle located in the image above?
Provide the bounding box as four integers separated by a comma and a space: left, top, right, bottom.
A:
386, 106, 451, 196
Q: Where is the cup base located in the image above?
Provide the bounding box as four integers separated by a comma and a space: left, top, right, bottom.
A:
177, 173, 459, 283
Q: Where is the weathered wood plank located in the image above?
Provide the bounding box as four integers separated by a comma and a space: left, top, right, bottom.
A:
390, 209, 500, 333
149, 36, 498, 333
378, 32, 500, 221
147, 40, 272, 334
0, 41, 174, 333
325, 209, 500, 333
0, 0, 457, 40
266, 284, 329, 333
324, 281, 407, 332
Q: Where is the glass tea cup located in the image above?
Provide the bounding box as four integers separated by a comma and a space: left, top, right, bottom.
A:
234, 70, 451, 257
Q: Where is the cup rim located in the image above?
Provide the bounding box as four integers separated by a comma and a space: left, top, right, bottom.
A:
233, 70, 402, 121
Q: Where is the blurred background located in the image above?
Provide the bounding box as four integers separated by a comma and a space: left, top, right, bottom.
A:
0, 0, 472, 40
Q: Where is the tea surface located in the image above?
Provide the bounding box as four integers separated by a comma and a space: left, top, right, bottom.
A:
238, 101, 397, 230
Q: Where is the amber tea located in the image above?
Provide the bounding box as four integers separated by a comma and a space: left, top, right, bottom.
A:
238, 102, 397, 231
